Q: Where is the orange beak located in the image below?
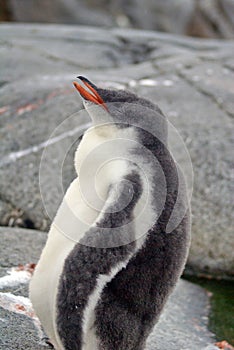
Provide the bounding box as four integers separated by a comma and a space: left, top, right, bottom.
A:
73, 78, 108, 111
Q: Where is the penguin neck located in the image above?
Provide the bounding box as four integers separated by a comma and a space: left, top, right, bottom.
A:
74, 123, 122, 176
84, 101, 110, 125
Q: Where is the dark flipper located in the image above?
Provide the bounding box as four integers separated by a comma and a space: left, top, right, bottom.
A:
56, 171, 142, 350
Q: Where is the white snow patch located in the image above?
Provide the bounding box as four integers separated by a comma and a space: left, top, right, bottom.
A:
139, 79, 158, 86
128, 80, 137, 87
0, 292, 33, 315
163, 80, 174, 87
0, 268, 31, 289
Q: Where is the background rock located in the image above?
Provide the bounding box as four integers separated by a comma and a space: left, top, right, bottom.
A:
2, 0, 234, 38
0, 23, 233, 279
187, 0, 234, 38
116, 0, 195, 34
8, 0, 115, 27
0, 227, 219, 350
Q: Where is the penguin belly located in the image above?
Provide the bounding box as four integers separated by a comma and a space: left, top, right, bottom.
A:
29, 177, 101, 349
30, 225, 74, 349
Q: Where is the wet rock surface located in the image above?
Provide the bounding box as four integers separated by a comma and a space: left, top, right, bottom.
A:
0, 23, 233, 279
0, 227, 219, 350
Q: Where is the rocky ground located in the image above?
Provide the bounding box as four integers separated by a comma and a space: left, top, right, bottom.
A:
0, 23, 233, 279
0, 227, 219, 350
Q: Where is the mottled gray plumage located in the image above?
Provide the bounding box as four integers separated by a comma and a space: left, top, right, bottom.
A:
55, 77, 191, 350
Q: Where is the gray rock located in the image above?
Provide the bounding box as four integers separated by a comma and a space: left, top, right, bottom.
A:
0, 23, 233, 278
0, 227, 218, 349
9, 0, 115, 27
197, 0, 234, 39
120, 0, 195, 34
0, 227, 47, 268
222, 0, 234, 26
6, 0, 234, 38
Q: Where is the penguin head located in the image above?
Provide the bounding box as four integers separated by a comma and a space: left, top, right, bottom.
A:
73, 76, 167, 144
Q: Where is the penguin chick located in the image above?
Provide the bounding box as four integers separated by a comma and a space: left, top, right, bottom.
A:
30, 76, 191, 350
